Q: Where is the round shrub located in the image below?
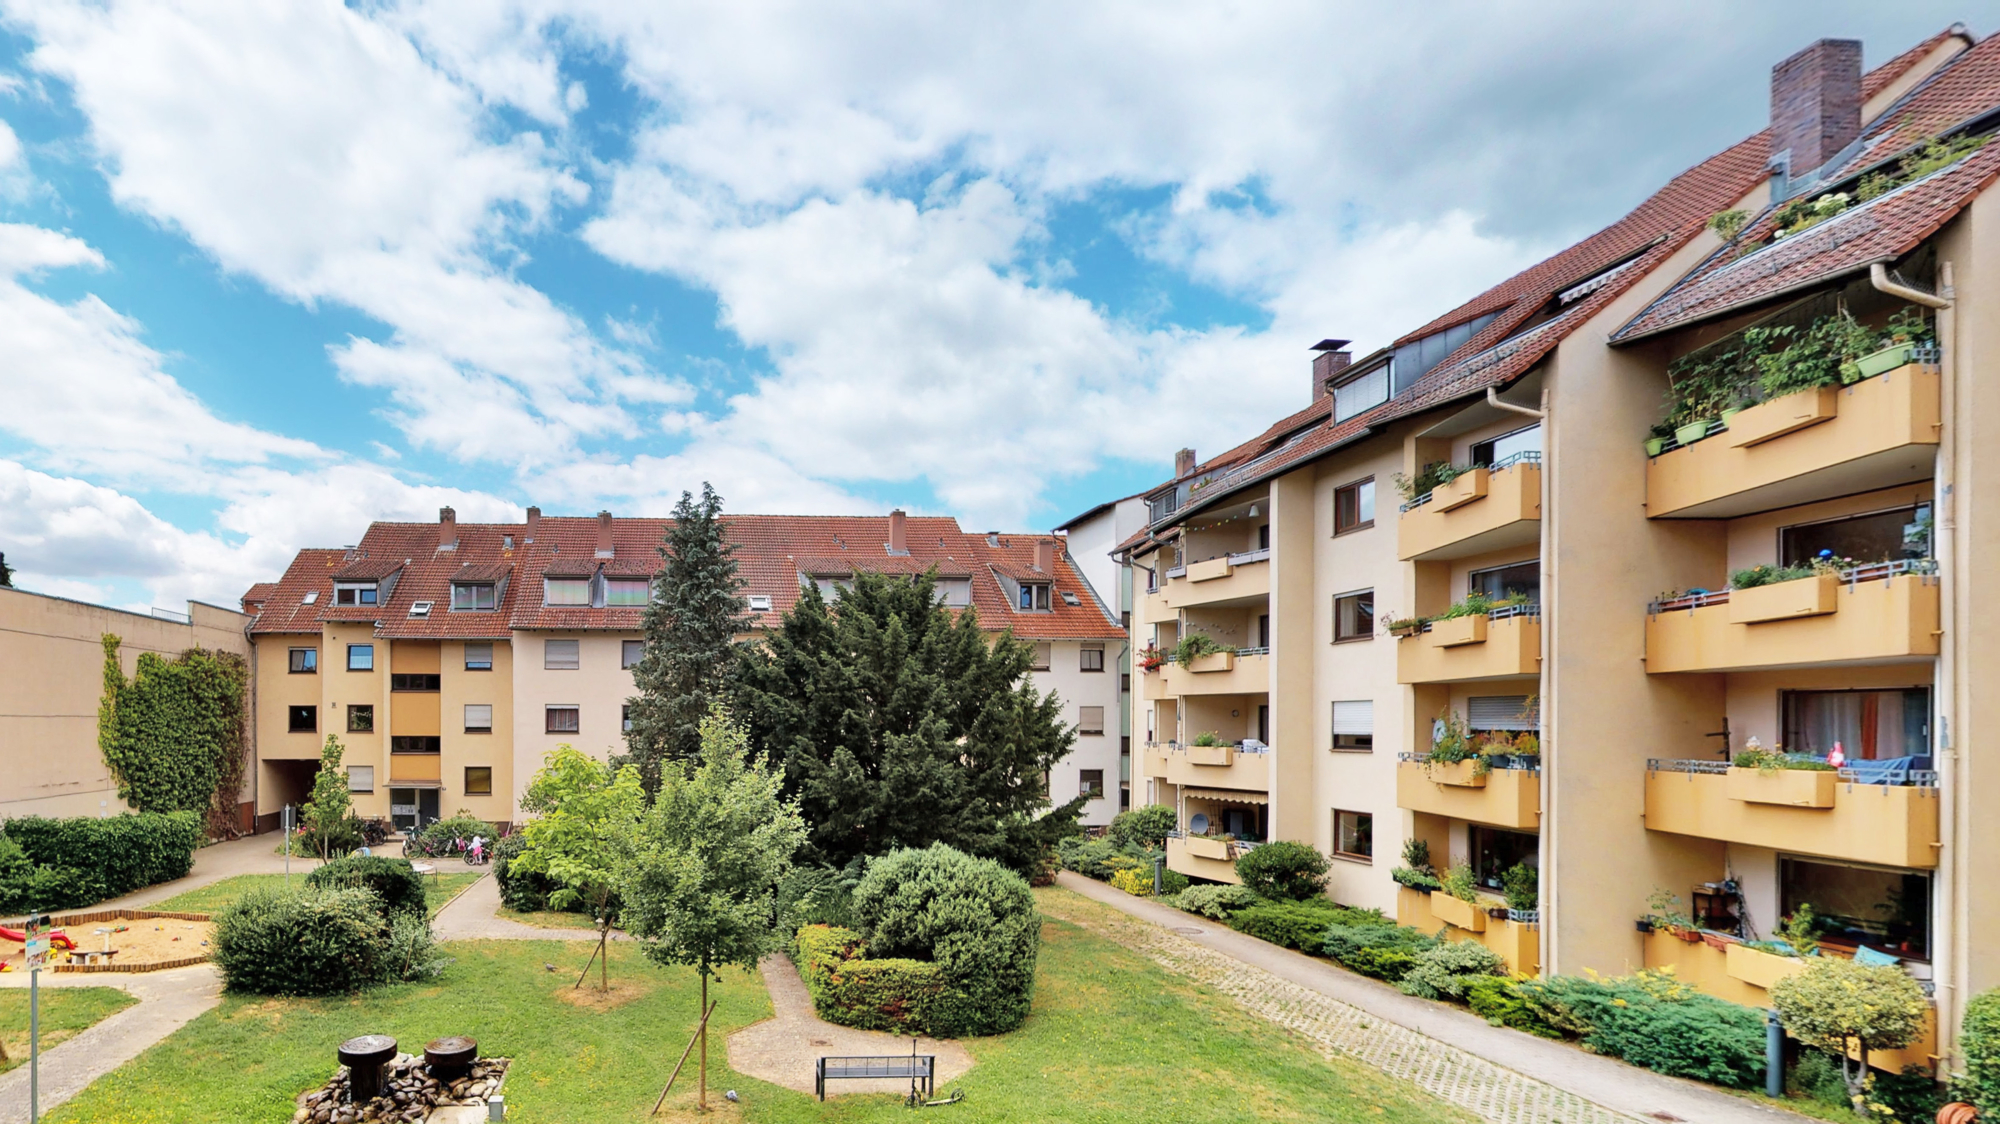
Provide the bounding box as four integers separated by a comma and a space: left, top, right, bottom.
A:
1962, 987, 2000, 1115
1398, 939, 1505, 1000
492, 833, 551, 912
1107, 805, 1174, 849
1171, 884, 1262, 919
212, 886, 390, 995
306, 854, 427, 918
854, 844, 1040, 1037
1233, 840, 1328, 901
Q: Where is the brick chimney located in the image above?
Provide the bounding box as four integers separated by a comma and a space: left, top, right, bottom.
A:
1174, 448, 1197, 478
1033, 538, 1056, 574
524, 506, 540, 542
1311, 339, 1353, 402
888, 509, 909, 555
595, 510, 615, 558
1771, 39, 1862, 179
438, 506, 457, 551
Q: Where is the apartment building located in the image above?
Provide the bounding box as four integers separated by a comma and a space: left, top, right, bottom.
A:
1057, 493, 1151, 808
1116, 26, 1991, 1064
245, 508, 1126, 831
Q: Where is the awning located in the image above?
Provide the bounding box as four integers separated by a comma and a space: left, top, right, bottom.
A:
1182, 786, 1268, 805
386, 781, 443, 790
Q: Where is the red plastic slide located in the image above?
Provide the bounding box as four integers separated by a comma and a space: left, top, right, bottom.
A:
0, 925, 76, 950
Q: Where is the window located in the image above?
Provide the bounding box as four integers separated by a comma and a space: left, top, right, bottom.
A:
546, 706, 580, 734
1030, 642, 1052, 671
1332, 700, 1373, 750
346, 644, 374, 672
1781, 857, 1930, 960
464, 642, 493, 671
288, 647, 317, 673
1782, 688, 1930, 759
392, 736, 441, 754
1333, 810, 1373, 861
347, 704, 375, 734
606, 578, 650, 606
1333, 364, 1389, 423
1335, 478, 1376, 534
747, 593, 773, 612
622, 640, 644, 669
1469, 695, 1536, 733
464, 704, 493, 733
543, 578, 590, 606
288, 705, 317, 733
1080, 643, 1105, 672
544, 639, 580, 670
1472, 827, 1538, 891
391, 673, 440, 692
1333, 590, 1374, 642
1121, 672, 1131, 694
451, 582, 497, 611
464, 767, 493, 797
1470, 561, 1540, 604
937, 579, 973, 608
334, 583, 378, 606
1258, 523, 1271, 550
622, 704, 634, 733
1781, 503, 1931, 567
1472, 424, 1541, 467
1256, 613, 1270, 648
408, 601, 433, 618
347, 765, 374, 793
1018, 582, 1051, 611
1078, 706, 1105, 735
1079, 769, 1105, 798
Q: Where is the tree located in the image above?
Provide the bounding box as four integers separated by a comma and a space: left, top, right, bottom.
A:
0, 550, 13, 587
510, 747, 645, 990
617, 707, 804, 1111
621, 483, 750, 795
734, 569, 1086, 874
301, 735, 353, 860
1770, 958, 1930, 1113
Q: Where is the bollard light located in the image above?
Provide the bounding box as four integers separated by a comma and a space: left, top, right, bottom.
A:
488, 1094, 506, 1121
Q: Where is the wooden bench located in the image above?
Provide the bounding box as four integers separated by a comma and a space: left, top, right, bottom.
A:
814, 1055, 934, 1100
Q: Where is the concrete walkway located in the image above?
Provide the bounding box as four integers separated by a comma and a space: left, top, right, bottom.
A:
1054, 873, 1807, 1124
0, 963, 222, 1124
430, 872, 622, 942
728, 954, 973, 1098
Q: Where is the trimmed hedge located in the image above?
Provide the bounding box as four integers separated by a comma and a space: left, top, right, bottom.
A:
852, 844, 1041, 1037
0, 811, 202, 913
307, 854, 427, 919
212, 886, 390, 995
794, 925, 955, 1035
1229, 900, 1375, 951
1233, 840, 1328, 901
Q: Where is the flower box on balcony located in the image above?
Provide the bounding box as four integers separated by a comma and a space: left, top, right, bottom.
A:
1725, 766, 1837, 808
1727, 573, 1838, 625
1431, 614, 1488, 648
1187, 557, 1234, 582
1186, 743, 1236, 766
1188, 651, 1237, 673
1725, 942, 1808, 991
1435, 468, 1489, 512
1726, 386, 1839, 448
1853, 344, 1916, 380
1185, 835, 1231, 860
1429, 892, 1488, 932
1423, 759, 1488, 788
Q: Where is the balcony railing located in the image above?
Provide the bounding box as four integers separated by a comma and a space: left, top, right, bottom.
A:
1649, 558, 1937, 614
1648, 757, 1938, 789
1402, 602, 1541, 635
1397, 751, 1539, 772
1400, 450, 1542, 512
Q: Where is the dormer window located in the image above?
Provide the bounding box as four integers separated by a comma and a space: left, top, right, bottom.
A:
333, 583, 378, 606
544, 578, 590, 606
606, 578, 650, 607
451, 582, 497, 611
1018, 582, 1052, 612
936, 579, 972, 609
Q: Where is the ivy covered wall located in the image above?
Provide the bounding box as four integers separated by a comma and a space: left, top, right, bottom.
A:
97, 634, 249, 835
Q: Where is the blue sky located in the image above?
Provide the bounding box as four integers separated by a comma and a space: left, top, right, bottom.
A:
0, 1, 1974, 609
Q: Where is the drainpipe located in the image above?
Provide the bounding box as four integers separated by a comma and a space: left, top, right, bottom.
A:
1874, 260, 1956, 1057
1486, 385, 1547, 420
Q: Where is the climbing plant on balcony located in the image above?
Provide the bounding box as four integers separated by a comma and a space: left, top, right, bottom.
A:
1390, 461, 1468, 503
1170, 632, 1231, 667
96, 634, 248, 835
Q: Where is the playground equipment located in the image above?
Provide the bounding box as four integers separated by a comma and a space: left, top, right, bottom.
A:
1, 924, 75, 951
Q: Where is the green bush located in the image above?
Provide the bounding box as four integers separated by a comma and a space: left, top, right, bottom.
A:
1962, 988, 2000, 1115
1465, 976, 1562, 1037
412, 813, 496, 856
794, 925, 954, 1034
211, 887, 390, 996
1519, 970, 1766, 1088
1159, 868, 1190, 895
0, 811, 202, 912
1171, 884, 1263, 919
492, 833, 555, 912
1398, 939, 1505, 1000
1772, 958, 1931, 1104
306, 854, 428, 919
1347, 947, 1422, 983
1233, 841, 1328, 901
1056, 836, 1153, 881
1108, 868, 1152, 896
1231, 900, 1373, 951
386, 913, 452, 982
1107, 806, 1175, 849
853, 844, 1040, 1037
1322, 921, 1437, 980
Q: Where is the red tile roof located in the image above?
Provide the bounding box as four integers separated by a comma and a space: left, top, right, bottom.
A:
1827, 27, 1991, 184
246, 549, 348, 634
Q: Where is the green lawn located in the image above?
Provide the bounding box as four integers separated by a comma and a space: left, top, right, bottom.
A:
1, 987, 138, 1073
152, 873, 483, 917
495, 905, 606, 930
47, 887, 1473, 1124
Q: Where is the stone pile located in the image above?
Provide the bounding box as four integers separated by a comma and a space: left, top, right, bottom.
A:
293, 1055, 510, 1124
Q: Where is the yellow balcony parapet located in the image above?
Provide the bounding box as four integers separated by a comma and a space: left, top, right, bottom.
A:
1397, 610, 1541, 684
1187, 556, 1234, 582
1167, 835, 1242, 884
1644, 760, 1939, 868
1647, 365, 1939, 519
1154, 551, 1271, 610
1429, 891, 1488, 932
1188, 651, 1236, 673
1645, 568, 1939, 674
1396, 758, 1541, 830
1726, 943, 1806, 990
1159, 650, 1269, 697
1141, 745, 1170, 779
1166, 745, 1270, 791
1397, 887, 1538, 975
1727, 574, 1838, 625
1398, 458, 1541, 562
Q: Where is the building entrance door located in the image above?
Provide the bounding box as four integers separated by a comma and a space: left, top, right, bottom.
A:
391, 788, 441, 832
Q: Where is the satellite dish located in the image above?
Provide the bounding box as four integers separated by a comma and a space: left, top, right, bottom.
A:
1189, 813, 1210, 835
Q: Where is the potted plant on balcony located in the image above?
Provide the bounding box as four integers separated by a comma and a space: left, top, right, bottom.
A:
1137, 643, 1164, 673
1640, 889, 1701, 942
1391, 461, 1468, 504
1391, 839, 1441, 892
1429, 863, 1487, 932
1380, 613, 1427, 638
1851, 306, 1932, 380
1423, 710, 1486, 786
1172, 632, 1235, 673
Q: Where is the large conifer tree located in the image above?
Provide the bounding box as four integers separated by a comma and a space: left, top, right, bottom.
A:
621, 484, 748, 794
733, 568, 1086, 874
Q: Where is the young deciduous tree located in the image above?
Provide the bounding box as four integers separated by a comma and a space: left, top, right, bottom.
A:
511, 747, 645, 990
733, 568, 1085, 874
1770, 957, 1930, 1113
301, 734, 353, 860
617, 707, 804, 1111
620, 484, 750, 795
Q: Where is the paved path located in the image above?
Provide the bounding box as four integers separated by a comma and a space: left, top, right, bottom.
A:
0, 963, 222, 1124
3, 832, 328, 926
1053, 873, 1807, 1124
727, 954, 973, 1098
430, 872, 621, 942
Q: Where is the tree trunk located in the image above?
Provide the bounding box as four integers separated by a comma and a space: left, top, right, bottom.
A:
699, 972, 709, 1111
1843, 1042, 1869, 1115
598, 921, 610, 992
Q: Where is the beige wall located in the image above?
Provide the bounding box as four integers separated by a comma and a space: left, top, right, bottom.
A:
1, 589, 250, 820
510, 631, 640, 819
439, 638, 515, 827
1034, 640, 1123, 826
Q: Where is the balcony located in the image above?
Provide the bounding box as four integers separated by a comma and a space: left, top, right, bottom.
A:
1644, 759, 1940, 868
1396, 755, 1541, 830
1166, 833, 1245, 884
1140, 744, 1171, 781
1165, 742, 1270, 792
1396, 887, 1539, 975
1396, 608, 1541, 684
1645, 564, 1939, 674
1158, 648, 1269, 697
1398, 455, 1541, 562
1155, 549, 1271, 611
1647, 365, 1939, 519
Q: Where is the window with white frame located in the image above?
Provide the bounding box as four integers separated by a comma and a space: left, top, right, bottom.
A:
937, 578, 973, 608
1079, 769, 1105, 798
1017, 582, 1051, 611
544, 639, 580, 670
1332, 700, 1374, 750
334, 583, 378, 606
451, 582, 496, 611
543, 578, 590, 606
